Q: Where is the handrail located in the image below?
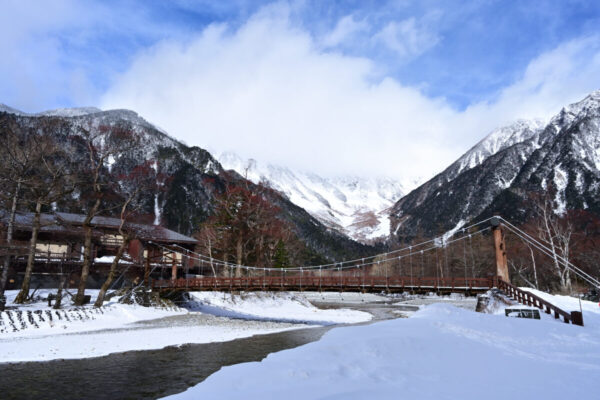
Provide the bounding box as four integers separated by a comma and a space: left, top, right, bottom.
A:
497, 279, 583, 326
152, 276, 496, 292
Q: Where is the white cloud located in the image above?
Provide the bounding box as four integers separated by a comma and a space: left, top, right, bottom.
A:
101, 4, 600, 184
321, 15, 369, 48
373, 16, 440, 59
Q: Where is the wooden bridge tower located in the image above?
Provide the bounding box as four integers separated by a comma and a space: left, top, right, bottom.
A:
491, 217, 510, 283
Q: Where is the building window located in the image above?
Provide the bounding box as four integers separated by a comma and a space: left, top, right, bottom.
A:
35, 243, 68, 255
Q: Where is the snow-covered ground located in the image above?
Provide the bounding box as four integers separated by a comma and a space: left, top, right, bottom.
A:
296, 291, 392, 304
185, 291, 372, 324
165, 301, 600, 400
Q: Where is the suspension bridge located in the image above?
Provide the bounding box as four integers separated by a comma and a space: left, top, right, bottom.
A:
150, 216, 598, 326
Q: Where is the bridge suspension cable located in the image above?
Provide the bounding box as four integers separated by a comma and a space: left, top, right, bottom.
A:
151, 224, 492, 274
496, 216, 600, 289
158, 217, 497, 273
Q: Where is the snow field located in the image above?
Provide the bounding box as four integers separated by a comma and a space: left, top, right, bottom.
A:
165, 302, 600, 400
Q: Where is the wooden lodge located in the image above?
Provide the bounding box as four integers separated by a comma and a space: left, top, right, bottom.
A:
0, 211, 197, 289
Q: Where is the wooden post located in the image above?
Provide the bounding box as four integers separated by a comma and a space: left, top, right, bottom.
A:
144, 249, 150, 287
491, 218, 510, 283
171, 254, 177, 281
571, 311, 584, 326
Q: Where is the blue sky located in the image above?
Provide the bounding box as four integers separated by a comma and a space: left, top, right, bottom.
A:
2, 0, 600, 179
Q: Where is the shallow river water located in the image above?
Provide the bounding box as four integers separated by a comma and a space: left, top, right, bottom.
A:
0, 324, 330, 400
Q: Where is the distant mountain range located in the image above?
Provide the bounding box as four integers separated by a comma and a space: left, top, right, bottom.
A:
3, 89, 599, 249
218, 152, 413, 244
390, 90, 600, 240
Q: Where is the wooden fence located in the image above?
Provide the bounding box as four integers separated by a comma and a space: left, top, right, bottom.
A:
497, 279, 583, 326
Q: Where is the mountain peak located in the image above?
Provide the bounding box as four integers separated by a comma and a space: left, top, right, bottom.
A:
218, 152, 405, 243
551, 89, 600, 128
454, 118, 546, 175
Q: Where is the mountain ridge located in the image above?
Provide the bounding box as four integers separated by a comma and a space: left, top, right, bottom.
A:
390, 90, 600, 240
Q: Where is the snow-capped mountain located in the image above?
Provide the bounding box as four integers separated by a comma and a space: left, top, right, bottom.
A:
0, 103, 102, 117
219, 152, 411, 243
391, 89, 600, 240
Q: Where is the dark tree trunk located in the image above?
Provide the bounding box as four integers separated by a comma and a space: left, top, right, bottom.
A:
0, 182, 21, 310
74, 225, 94, 306
14, 199, 42, 304
74, 198, 100, 306
235, 236, 243, 277
94, 239, 128, 308
53, 273, 67, 309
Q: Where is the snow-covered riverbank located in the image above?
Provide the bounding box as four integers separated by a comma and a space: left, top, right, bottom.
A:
166, 299, 600, 400
185, 291, 372, 324
0, 290, 371, 363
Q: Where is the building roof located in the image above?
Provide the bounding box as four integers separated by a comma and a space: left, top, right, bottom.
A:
1, 211, 89, 236
55, 212, 197, 244
2, 211, 197, 245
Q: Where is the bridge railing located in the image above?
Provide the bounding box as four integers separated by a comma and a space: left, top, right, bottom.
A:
497, 279, 583, 326
152, 275, 496, 291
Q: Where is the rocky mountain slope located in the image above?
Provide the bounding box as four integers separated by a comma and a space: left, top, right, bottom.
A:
0, 105, 373, 262
390, 90, 600, 240
219, 153, 409, 244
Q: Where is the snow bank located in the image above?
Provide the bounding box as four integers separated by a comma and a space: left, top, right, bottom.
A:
0, 302, 184, 338
0, 289, 185, 338
185, 291, 372, 324
165, 303, 600, 400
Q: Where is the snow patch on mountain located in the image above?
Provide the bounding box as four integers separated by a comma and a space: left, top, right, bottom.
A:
553, 164, 568, 215
219, 152, 410, 243
456, 119, 546, 175
0, 103, 102, 117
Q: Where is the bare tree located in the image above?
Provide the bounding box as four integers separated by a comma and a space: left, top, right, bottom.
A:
534, 196, 573, 292
0, 117, 61, 307
94, 162, 157, 307
197, 180, 305, 272
73, 125, 140, 306
14, 134, 74, 303
195, 224, 218, 277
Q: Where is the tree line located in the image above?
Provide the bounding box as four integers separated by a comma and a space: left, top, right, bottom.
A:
0, 115, 160, 309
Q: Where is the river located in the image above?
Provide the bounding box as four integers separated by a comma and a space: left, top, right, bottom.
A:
0, 298, 441, 399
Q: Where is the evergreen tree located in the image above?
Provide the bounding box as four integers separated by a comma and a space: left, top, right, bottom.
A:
273, 240, 290, 268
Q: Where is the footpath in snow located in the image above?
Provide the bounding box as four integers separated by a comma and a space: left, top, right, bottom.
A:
166, 297, 600, 400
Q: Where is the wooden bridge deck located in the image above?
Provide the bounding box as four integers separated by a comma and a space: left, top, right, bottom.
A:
152, 276, 496, 294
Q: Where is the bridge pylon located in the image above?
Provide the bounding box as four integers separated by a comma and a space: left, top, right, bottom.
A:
491, 217, 510, 283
